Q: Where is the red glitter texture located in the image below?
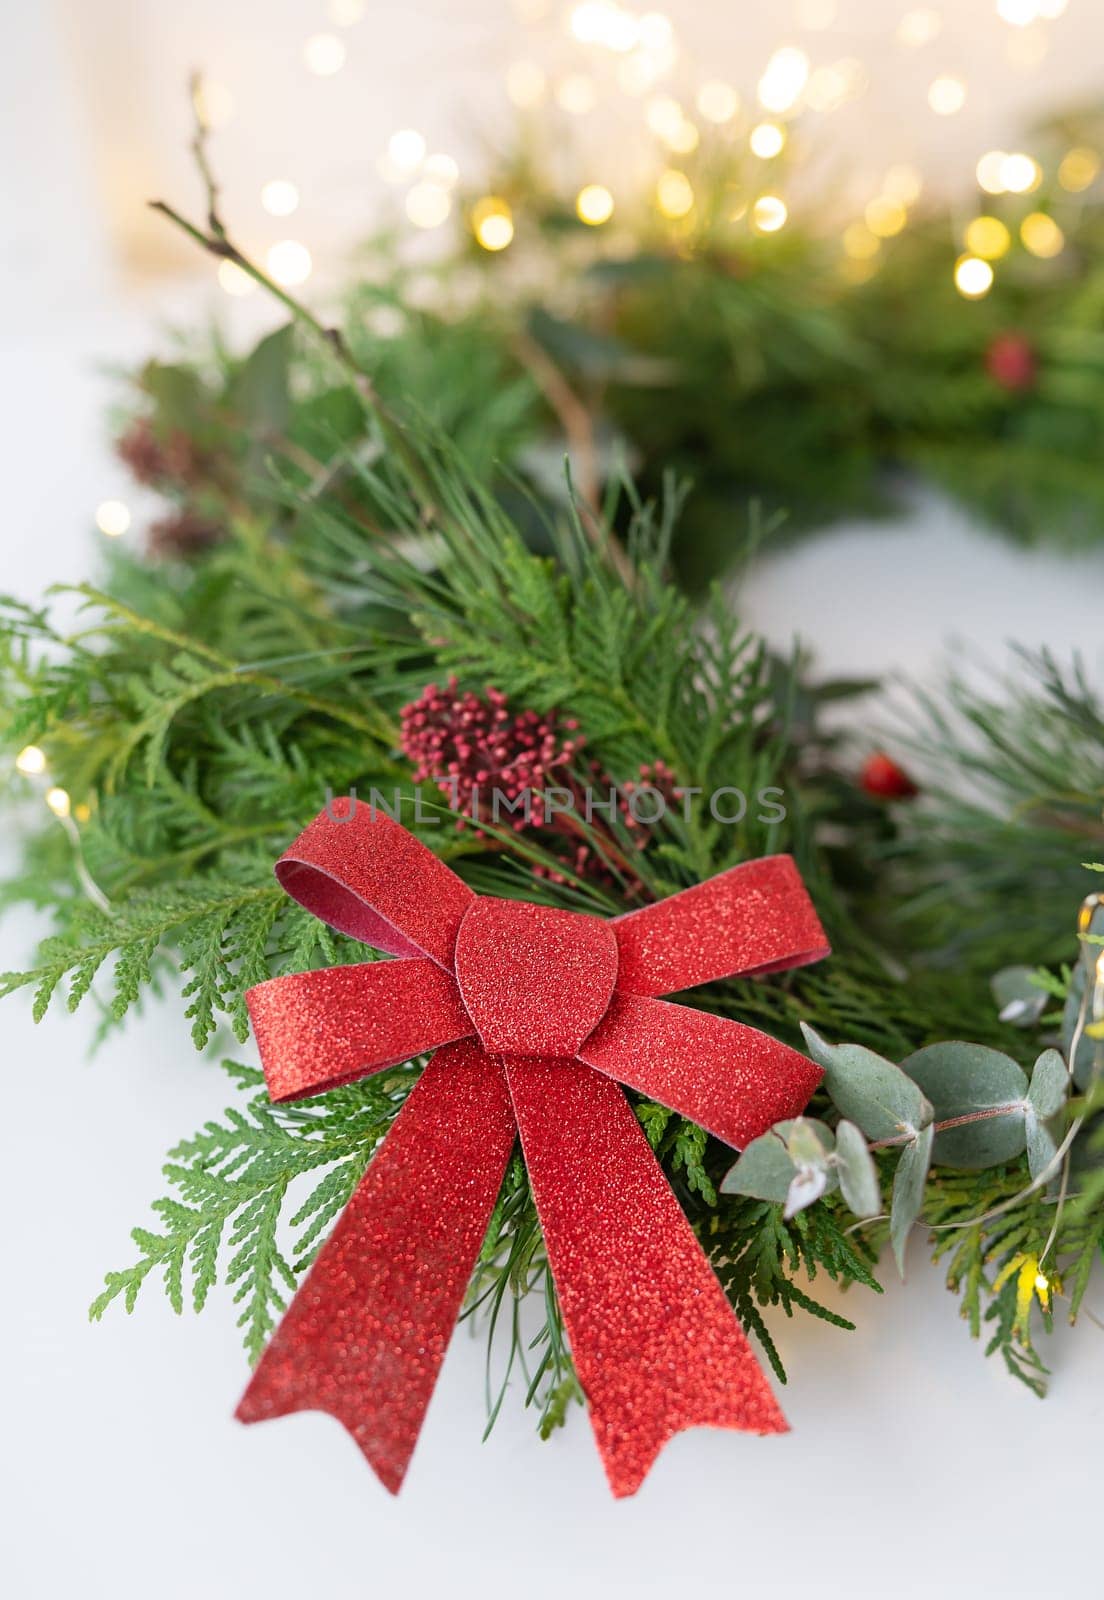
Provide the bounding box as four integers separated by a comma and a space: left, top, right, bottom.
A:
238, 800, 830, 1496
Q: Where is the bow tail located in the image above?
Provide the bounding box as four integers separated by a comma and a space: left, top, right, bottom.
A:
504, 1056, 787, 1499
236, 1040, 516, 1493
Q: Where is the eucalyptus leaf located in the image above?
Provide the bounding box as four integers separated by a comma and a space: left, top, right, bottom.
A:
890, 1124, 934, 1277
902, 1041, 1027, 1170
1027, 1049, 1069, 1119
786, 1118, 835, 1168
719, 1129, 795, 1203
801, 1024, 932, 1141
784, 1165, 829, 1220
991, 965, 1048, 1027
834, 1119, 882, 1217
1025, 1111, 1059, 1185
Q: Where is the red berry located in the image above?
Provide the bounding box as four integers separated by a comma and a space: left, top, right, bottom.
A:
860, 751, 918, 800
985, 333, 1037, 392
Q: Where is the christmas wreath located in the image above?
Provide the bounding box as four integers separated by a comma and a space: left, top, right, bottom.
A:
2, 125, 1102, 1493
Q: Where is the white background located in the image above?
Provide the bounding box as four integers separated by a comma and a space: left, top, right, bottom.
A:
4, 3, 1104, 1596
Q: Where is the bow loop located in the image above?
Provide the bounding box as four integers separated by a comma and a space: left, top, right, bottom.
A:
276, 802, 475, 969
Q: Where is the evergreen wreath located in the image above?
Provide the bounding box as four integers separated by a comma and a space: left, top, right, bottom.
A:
1, 118, 1102, 1449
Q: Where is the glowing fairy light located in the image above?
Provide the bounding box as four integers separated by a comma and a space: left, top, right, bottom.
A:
506, 60, 547, 108
576, 184, 615, 224
472, 197, 514, 251
1021, 212, 1065, 257
757, 47, 810, 114
751, 195, 788, 233
646, 96, 686, 142
928, 76, 966, 115
556, 74, 597, 114
883, 165, 923, 205
954, 254, 994, 298
865, 197, 907, 237
570, 2, 638, 52
965, 215, 1011, 259
388, 129, 427, 175
804, 59, 866, 113
897, 9, 943, 47
843, 223, 881, 260
261, 180, 299, 217
696, 81, 739, 124
976, 150, 1009, 193
750, 122, 786, 158
217, 261, 255, 296
45, 787, 71, 819
1001, 152, 1041, 193
303, 34, 347, 75
655, 168, 693, 218
405, 183, 452, 229
996, 0, 1039, 23
95, 499, 131, 537
15, 745, 47, 776
267, 241, 312, 286
1058, 147, 1098, 191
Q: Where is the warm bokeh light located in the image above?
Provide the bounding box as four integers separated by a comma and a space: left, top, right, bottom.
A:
954, 254, 994, 298
556, 74, 597, 114
996, 0, 1039, 23
843, 223, 881, 260
1021, 212, 1065, 257
15, 745, 47, 776
303, 33, 347, 76
1001, 152, 1041, 193
423, 154, 460, 188
1058, 147, 1099, 192
751, 194, 788, 233
696, 81, 739, 124
388, 129, 427, 174
193, 80, 234, 129
865, 197, 907, 237
897, 8, 943, 47
506, 60, 547, 108
928, 76, 966, 116
267, 240, 312, 286
576, 184, 615, 224
646, 96, 687, 144
217, 260, 256, 296
261, 180, 299, 217
965, 215, 1011, 259
976, 150, 1009, 193
327, 0, 365, 22
95, 499, 130, 537
570, 2, 639, 51
757, 47, 809, 113
472, 197, 515, 251
655, 168, 694, 218
883, 164, 923, 205
405, 182, 452, 229
749, 122, 786, 158
45, 787, 71, 819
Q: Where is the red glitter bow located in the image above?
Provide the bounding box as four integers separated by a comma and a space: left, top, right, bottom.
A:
237, 803, 830, 1496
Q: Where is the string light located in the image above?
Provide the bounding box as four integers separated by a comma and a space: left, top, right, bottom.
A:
95, 499, 131, 537
261, 180, 299, 217
751, 195, 788, 233
267, 240, 312, 286
965, 215, 1011, 259
472, 197, 514, 251
405, 183, 452, 229
865, 197, 907, 237
928, 76, 966, 115
1000, 152, 1041, 193
506, 60, 547, 108
954, 254, 994, 298
1058, 147, 1099, 191
556, 74, 597, 114
976, 150, 1009, 193
570, 2, 638, 51
646, 96, 686, 142
696, 81, 739, 124
757, 47, 810, 114
996, 0, 1039, 23
388, 129, 427, 175
45, 787, 71, 819
576, 184, 615, 224
15, 745, 46, 776
655, 168, 694, 218
217, 261, 255, 296
897, 9, 943, 47
1021, 212, 1064, 257
750, 122, 786, 158
303, 34, 347, 75
843, 223, 880, 260
327, 0, 365, 21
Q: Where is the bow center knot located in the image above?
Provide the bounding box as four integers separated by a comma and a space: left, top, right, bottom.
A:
454, 897, 618, 1056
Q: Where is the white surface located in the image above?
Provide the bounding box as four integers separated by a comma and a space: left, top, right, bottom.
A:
4, 4, 1104, 1598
